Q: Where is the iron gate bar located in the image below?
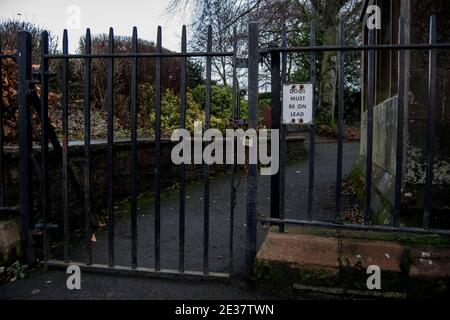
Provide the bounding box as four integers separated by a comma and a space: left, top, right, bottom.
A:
130, 27, 138, 269
107, 27, 115, 267
261, 43, 450, 53
25, 25, 241, 279
424, 16, 437, 230
0, 37, 5, 208
11, 18, 449, 279
259, 218, 450, 236
279, 23, 287, 233
18, 31, 33, 264
26, 84, 33, 231
394, 17, 406, 228
228, 26, 238, 275
231, 27, 238, 121
83, 29, 92, 265
46, 260, 229, 281
44, 52, 234, 59
155, 26, 162, 272
335, 21, 345, 222
203, 25, 212, 275
307, 21, 316, 222
0, 54, 17, 59
61, 30, 70, 262
179, 25, 187, 274
40, 31, 50, 268
260, 15, 450, 235
364, 28, 375, 225
229, 148, 237, 274
269, 44, 281, 223
246, 22, 258, 277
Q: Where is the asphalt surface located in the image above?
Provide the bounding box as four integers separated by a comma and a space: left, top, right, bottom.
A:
0, 142, 360, 300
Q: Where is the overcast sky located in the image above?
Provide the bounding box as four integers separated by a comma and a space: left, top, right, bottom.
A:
0, 0, 193, 52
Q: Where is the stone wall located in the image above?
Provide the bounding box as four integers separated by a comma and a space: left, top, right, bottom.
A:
359, 97, 400, 223
358, 0, 450, 223
0, 136, 306, 227
255, 226, 450, 298
404, 0, 450, 209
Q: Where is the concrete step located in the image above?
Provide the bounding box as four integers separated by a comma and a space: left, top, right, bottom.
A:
254, 226, 450, 299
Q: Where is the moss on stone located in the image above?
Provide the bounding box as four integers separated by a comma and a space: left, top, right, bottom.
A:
254, 260, 339, 296
349, 162, 366, 204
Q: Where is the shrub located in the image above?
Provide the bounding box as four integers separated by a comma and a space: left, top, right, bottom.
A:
76, 34, 182, 118
141, 84, 197, 135
140, 84, 235, 136
191, 84, 248, 122
0, 19, 58, 62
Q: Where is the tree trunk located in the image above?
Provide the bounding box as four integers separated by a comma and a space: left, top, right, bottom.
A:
318, 2, 339, 126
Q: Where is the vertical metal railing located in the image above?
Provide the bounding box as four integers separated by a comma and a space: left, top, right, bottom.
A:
229, 27, 238, 275
394, 17, 405, 228
130, 27, 138, 269
269, 42, 281, 224
61, 30, 70, 263
154, 26, 162, 272
424, 16, 437, 230
246, 22, 258, 276
0, 35, 5, 208
335, 21, 345, 223
178, 25, 187, 274
258, 15, 450, 236
203, 25, 212, 275
107, 27, 115, 267
279, 24, 287, 232
40, 31, 50, 268
11, 17, 450, 279
307, 21, 317, 221
11, 24, 240, 277
83, 29, 92, 265
364, 28, 375, 225
18, 31, 33, 264
231, 27, 238, 122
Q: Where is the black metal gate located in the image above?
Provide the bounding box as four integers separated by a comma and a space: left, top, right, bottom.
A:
4, 24, 261, 280
262, 16, 450, 236
3, 16, 450, 281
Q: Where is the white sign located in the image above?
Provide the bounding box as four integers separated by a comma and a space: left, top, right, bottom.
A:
282, 83, 313, 124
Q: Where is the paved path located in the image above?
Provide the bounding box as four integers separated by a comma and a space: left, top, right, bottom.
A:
0, 142, 359, 300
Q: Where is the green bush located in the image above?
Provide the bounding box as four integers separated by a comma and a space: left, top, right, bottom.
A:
140, 84, 233, 136
140, 83, 249, 135
259, 98, 271, 109
191, 85, 248, 121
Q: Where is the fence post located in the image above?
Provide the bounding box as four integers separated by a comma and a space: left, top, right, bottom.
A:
246, 22, 259, 277
270, 47, 281, 223
0, 35, 5, 208
18, 31, 33, 264
424, 16, 437, 230
279, 25, 287, 232
364, 28, 375, 225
